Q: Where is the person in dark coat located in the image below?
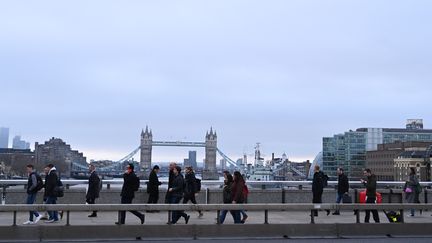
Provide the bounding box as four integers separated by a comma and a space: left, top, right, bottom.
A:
168, 166, 190, 224
86, 164, 101, 217
115, 163, 145, 225
231, 171, 245, 224
219, 171, 236, 224
44, 164, 59, 223
147, 165, 161, 212
311, 165, 330, 217
361, 168, 380, 223
183, 166, 203, 217
405, 167, 420, 216
164, 162, 176, 203
332, 167, 349, 215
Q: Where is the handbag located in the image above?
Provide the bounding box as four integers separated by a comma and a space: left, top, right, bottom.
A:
405, 187, 413, 193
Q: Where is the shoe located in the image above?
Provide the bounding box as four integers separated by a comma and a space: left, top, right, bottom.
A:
115, 222, 123, 225
332, 211, 340, 215
40, 215, 48, 220
22, 220, 34, 225
88, 213, 97, 217
198, 212, 204, 218
45, 219, 58, 223
326, 210, 331, 216
185, 215, 190, 224
34, 215, 42, 224
140, 214, 145, 224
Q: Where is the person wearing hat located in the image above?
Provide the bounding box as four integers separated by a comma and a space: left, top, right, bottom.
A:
147, 165, 162, 212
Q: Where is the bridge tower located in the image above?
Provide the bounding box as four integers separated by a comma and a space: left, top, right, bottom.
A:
140, 126, 152, 178
203, 127, 219, 180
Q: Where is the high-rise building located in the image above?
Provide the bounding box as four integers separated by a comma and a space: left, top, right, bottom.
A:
0, 127, 9, 148
12, 135, 30, 150
323, 119, 432, 179
188, 151, 197, 168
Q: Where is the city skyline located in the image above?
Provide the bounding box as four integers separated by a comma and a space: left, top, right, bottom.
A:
1, 1, 431, 162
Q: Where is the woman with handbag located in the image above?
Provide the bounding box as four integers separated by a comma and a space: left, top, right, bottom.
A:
405, 167, 420, 217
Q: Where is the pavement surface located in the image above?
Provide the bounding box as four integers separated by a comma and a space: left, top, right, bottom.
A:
1, 209, 431, 226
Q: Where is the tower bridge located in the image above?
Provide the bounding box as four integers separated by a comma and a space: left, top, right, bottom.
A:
71, 127, 238, 179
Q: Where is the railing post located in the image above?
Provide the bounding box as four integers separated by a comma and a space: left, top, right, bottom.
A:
310, 210, 315, 224
1, 186, 5, 205
299, 185, 303, 190
205, 188, 210, 204
216, 210, 220, 225
400, 209, 404, 223
355, 209, 360, 223
13, 211, 17, 226
107, 183, 111, 190
66, 211, 70, 226
424, 188, 428, 205
264, 210, 269, 224
281, 187, 285, 204
389, 189, 393, 203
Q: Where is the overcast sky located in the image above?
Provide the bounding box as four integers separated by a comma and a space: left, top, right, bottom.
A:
1, 0, 431, 163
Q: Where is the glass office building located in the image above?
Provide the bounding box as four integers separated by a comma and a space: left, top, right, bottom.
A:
323, 120, 432, 179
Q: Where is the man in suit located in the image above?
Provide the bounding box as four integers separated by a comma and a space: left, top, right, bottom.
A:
87, 164, 101, 217
147, 165, 161, 212
115, 163, 145, 225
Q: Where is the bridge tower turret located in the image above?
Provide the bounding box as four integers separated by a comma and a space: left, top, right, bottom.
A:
140, 125, 152, 178
203, 127, 219, 180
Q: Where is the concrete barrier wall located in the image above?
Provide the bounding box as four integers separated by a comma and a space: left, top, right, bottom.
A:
4, 187, 429, 204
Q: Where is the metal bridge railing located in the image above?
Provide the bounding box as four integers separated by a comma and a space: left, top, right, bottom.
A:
2, 179, 432, 188
1, 203, 432, 226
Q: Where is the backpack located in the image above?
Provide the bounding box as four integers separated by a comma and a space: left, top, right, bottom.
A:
415, 183, 422, 194
34, 173, 44, 192
195, 178, 201, 192
319, 172, 329, 188
53, 179, 64, 197
132, 175, 140, 192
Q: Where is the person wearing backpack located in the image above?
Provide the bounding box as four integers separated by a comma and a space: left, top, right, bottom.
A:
183, 166, 203, 218
86, 164, 101, 217
405, 167, 420, 217
311, 165, 330, 217
44, 164, 59, 223
116, 163, 145, 225
23, 164, 43, 225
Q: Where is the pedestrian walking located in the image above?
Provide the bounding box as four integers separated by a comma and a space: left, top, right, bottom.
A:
183, 166, 203, 218
405, 167, 420, 217
147, 165, 161, 212
361, 168, 380, 223
165, 162, 176, 203
332, 167, 349, 215
168, 166, 190, 224
219, 171, 236, 224
86, 164, 101, 217
311, 165, 330, 217
115, 163, 145, 225
44, 164, 59, 223
231, 171, 245, 224
22, 164, 43, 225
